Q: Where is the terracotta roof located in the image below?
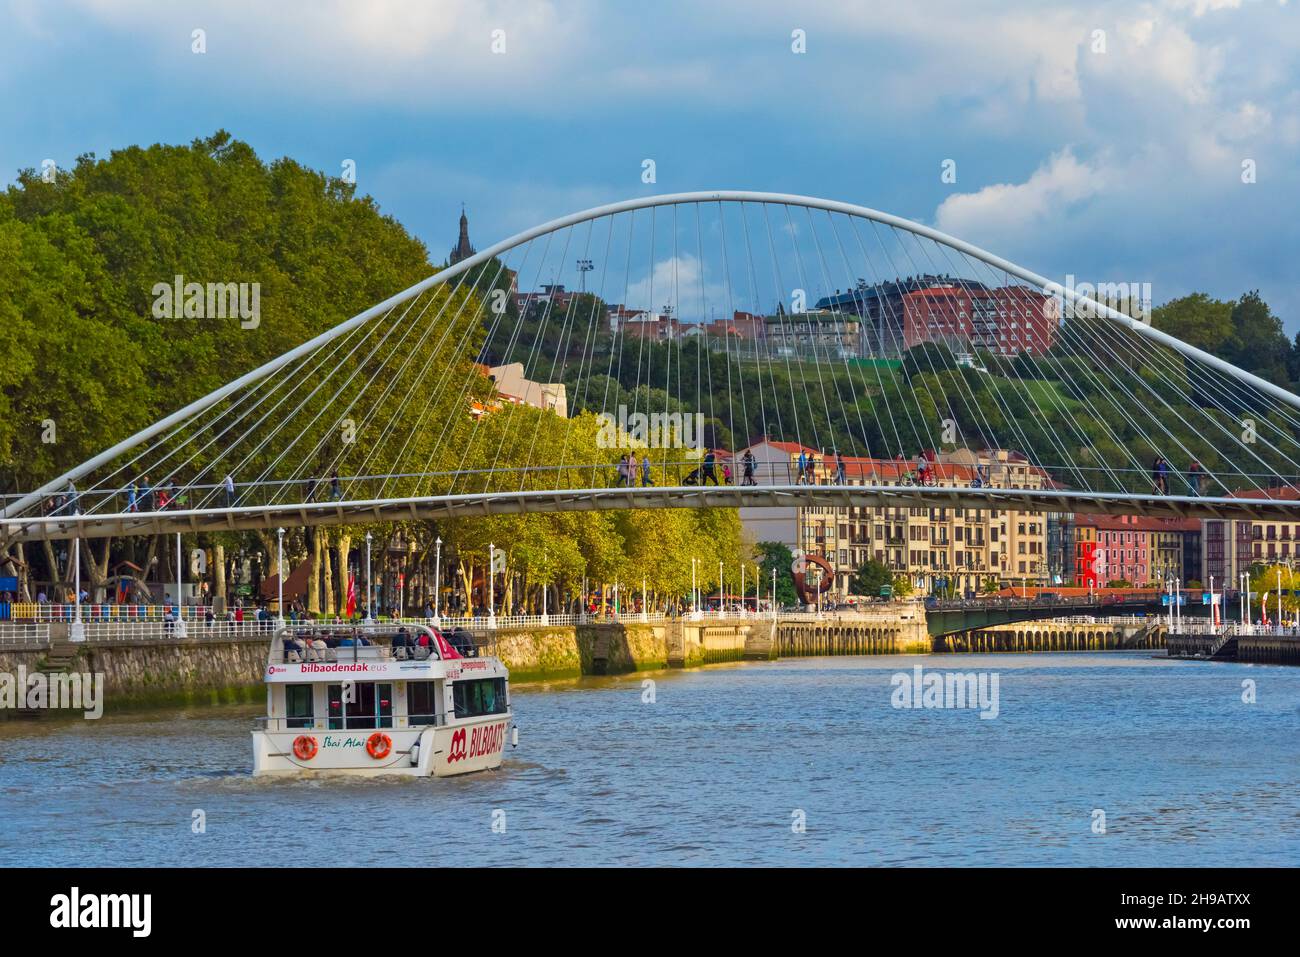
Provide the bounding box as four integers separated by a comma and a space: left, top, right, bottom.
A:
1074, 513, 1200, 532
1226, 486, 1300, 501
750, 439, 819, 455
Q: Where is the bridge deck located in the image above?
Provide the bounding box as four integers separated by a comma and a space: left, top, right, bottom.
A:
5, 483, 1296, 541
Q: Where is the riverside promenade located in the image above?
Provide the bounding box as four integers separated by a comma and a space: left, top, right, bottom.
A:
13, 602, 1292, 716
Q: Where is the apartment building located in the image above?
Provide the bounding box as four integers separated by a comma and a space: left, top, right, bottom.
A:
1203, 488, 1300, 585
1074, 514, 1201, 587
735, 441, 1050, 596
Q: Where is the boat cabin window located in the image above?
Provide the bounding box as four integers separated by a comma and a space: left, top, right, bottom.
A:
407, 681, 440, 725
327, 682, 394, 730
285, 684, 314, 729
453, 677, 508, 718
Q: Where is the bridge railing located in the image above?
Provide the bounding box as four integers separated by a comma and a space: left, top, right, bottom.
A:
2, 603, 214, 623
17, 458, 1038, 521
0, 623, 52, 649
1171, 621, 1300, 637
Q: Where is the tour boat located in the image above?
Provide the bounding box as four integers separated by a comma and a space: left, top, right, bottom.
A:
252, 622, 514, 777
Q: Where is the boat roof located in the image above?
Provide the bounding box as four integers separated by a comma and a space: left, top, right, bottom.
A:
264, 623, 508, 684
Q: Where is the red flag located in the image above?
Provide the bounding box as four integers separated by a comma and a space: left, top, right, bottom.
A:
346, 573, 357, 618
432, 629, 463, 660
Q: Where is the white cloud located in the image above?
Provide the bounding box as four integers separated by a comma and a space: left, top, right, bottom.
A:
58, 0, 589, 106
934, 150, 1107, 244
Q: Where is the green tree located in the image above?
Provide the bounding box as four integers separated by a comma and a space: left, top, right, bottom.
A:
756, 541, 797, 606
850, 558, 893, 596
1151, 293, 1232, 354
1225, 291, 1290, 386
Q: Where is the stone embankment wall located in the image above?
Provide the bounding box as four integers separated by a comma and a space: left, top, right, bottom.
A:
776, 605, 931, 658
0, 636, 268, 710
0, 609, 924, 714
937, 621, 1164, 653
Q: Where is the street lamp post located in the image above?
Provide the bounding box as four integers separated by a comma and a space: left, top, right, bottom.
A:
691, 558, 697, 617
365, 531, 373, 621
1175, 577, 1182, 630
433, 536, 442, 626
175, 531, 188, 638
718, 560, 723, 615
276, 527, 286, 628
71, 535, 84, 642
488, 543, 496, 625
1278, 565, 1284, 629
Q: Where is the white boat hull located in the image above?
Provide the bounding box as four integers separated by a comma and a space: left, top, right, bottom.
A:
252, 714, 512, 778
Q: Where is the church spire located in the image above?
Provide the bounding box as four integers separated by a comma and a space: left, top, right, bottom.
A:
450, 204, 476, 265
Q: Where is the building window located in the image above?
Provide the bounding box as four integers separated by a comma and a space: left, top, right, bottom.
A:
407, 680, 440, 725
285, 684, 314, 729
327, 682, 394, 731
453, 678, 509, 718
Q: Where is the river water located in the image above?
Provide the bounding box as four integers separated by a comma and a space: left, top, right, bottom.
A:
1, 651, 1296, 866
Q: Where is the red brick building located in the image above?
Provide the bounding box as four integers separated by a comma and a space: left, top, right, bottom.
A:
901, 285, 1057, 355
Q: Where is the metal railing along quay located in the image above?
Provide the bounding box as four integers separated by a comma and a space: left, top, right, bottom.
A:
1, 603, 1135, 651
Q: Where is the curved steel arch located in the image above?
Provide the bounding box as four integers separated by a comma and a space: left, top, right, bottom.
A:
6, 189, 1299, 520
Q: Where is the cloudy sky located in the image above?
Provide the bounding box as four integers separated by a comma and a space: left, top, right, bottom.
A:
3, 0, 1297, 325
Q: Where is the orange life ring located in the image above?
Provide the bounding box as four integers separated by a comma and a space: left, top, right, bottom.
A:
366, 731, 392, 760
292, 735, 318, 760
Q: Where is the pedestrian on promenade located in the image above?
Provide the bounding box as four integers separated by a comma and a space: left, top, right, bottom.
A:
1187, 459, 1203, 496
330, 470, 342, 500
642, 455, 652, 487
1153, 456, 1169, 495
703, 449, 718, 486
796, 449, 808, 485
223, 473, 235, 508
837, 450, 847, 485
628, 452, 639, 489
